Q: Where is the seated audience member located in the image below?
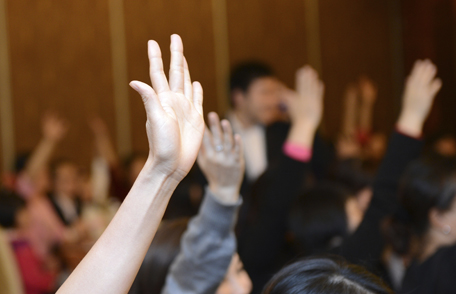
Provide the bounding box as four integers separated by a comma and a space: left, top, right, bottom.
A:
262, 256, 392, 294
49, 159, 82, 226
14, 114, 68, 260
55, 34, 205, 294
239, 65, 325, 292
384, 156, 456, 294
241, 59, 441, 292
162, 112, 251, 294
227, 62, 283, 184
0, 190, 59, 294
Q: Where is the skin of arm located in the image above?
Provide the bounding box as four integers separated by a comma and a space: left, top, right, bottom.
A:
162, 112, 245, 294
358, 76, 378, 133
89, 117, 119, 168
284, 66, 324, 149
56, 34, 205, 294
342, 84, 359, 137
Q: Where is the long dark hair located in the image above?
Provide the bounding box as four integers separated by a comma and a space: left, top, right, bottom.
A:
263, 256, 393, 294
384, 156, 456, 256
129, 218, 189, 294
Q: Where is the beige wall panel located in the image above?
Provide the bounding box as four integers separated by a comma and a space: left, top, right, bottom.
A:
7, 0, 116, 168
227, 0, 308, 89
124, 0, 218, 154
319, 1, 395, 136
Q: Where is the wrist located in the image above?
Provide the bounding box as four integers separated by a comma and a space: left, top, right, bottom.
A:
397, 112, 424, 138
287, 120, 317, 148
208, 184, 240, 205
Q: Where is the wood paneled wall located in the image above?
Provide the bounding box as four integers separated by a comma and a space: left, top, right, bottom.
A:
2, 0, 452, 171
7, 0, 116, 168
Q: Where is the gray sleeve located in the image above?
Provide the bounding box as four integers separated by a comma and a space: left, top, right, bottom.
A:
161, 187, 241, 294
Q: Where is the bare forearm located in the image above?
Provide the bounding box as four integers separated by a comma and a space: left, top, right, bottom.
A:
25, 138, 57, 179
342, 100, 357, 136
94, 134, 119, 167
57, 159, 180, 294
287, 120, 317, 148
359, 102, 374, 132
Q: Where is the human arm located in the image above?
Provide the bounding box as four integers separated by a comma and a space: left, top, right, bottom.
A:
162, 112, 244, 294
89, 117, 119, 168
24, 114, 67, 182
342, 83, 358, 137
358, 76, 378, 136
56, 34, 205, 294
338, 60, 442, 268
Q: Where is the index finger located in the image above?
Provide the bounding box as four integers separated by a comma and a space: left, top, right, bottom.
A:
148, 40, 170, 93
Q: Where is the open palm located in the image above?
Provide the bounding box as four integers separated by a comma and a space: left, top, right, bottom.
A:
130, 35, 205, 181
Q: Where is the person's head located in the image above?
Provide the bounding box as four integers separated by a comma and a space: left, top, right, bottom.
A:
0, 188, 30, 230
388, 157, 456, 257
330, 159, 373, 213
52, 159, 80, 198
216, 253, 252, 294
263, 256, 392, 294
230, 61, 282, 126
289, 183, 364, 256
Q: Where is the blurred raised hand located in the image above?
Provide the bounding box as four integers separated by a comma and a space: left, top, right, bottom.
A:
129, 34, 205, 181
283, 65, 324, 147
397, 60, 442, 137
198, 112, 244, 204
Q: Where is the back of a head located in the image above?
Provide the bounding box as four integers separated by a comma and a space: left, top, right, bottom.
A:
229, 61, 274, 94
0, 188, 26, 228
289, 183, 350, 255
263, 257, 392, 294
129, 218, 189, 294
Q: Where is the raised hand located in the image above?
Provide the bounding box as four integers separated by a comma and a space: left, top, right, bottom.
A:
197, 112, 244, 204
358, 76, 377, 106
129, 34, 205, 181
42, 112, 68, 142
397, 60, 442, 137
284, 65, 324, 147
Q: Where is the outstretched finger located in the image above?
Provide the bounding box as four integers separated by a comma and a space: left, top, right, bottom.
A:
183, 57, 193, 100
193, 82, 204, 116
233, 134, 244, 162
208, 112, 223, 152
169, 34, 185, 94
221, 119, 234, 151
148, 40, 170, 94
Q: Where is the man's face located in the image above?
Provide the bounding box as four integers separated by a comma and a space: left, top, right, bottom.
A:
239, 77, 283, 126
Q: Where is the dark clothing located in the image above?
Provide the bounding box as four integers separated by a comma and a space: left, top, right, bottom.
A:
240, 131, 423, 293
400, 245, 456, 294
334, 132, 423, 273
239, 151, 310, 293
48, 195, 82, 226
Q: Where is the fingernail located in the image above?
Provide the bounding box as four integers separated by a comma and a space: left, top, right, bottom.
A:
130, 82, 140, 91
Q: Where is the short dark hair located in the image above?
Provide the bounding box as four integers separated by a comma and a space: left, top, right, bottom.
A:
289, 183, 350, 256
263, 256, 393, 294
229, 61, 274, 93
0, 188, 26, 228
